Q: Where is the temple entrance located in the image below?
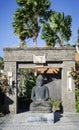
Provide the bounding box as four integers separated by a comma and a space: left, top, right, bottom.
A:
17, 68, 36, 113
16, 64, 62, 113
4, 47, 75, 113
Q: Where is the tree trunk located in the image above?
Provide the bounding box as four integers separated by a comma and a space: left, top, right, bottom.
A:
59, 36, 63, 47
33, 32, 37, 47
33, 15, 38, 47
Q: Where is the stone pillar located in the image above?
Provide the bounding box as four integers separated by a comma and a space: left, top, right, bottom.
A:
62, 61, 75, 112
4, 62, 17, 114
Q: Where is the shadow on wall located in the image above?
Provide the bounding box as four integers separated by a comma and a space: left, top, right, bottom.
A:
47, 79, 61, 101
42, 74, 61, 102
17, 96, 31, 113
0, 94, 14, 114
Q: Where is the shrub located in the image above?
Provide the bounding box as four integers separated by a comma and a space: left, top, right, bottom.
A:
75, 88, 79, 112
18, 68, 36, 100
48, 98, 61, 111
0, 73, 8, 115
70, 65, 79, 112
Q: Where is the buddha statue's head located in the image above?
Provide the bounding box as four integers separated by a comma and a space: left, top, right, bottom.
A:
36, 74, 43, 87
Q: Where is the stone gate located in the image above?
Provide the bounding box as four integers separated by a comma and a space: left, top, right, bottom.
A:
3, 47, 75, 113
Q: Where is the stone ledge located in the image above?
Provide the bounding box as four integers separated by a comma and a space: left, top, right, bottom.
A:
26, 112, 54, 123
3, 46, 75, 51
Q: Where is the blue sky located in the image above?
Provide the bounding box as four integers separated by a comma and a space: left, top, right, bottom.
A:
0, 0, 79, 57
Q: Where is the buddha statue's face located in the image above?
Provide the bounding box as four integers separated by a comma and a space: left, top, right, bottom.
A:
36, 75, 43, 87
36, 79, 43, 87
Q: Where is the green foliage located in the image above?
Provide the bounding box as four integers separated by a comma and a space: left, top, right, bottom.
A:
48, 98, 60, 111
48, 98, 54, 107
70, 67, 79, 88
12, 0, 51, 46
41, 23, 57, 47
75, 88, 79, 112
0, 73, 8, 115
53, 101, 60, 111
0, 73, 8, 93
70, 66, 79, 112
19, 41, 27, 48
0, 57, 4, 70
18, 68, 36, 101
41, 11, 72, 47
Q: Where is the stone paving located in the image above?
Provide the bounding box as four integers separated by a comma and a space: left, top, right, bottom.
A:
0, 112, 79, 130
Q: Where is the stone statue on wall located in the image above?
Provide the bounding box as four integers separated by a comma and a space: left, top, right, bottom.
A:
30, 74, 52, 113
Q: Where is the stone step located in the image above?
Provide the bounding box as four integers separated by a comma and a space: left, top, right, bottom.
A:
0, 112, 79, 130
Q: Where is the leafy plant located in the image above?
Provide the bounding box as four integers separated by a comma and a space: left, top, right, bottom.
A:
18, 68, 36, 100
0, 73, 8, 94
70, 67, 79, 88
0, 57, 4, 70
53, 101, 60, 111
17, 68, 36, 110
48, 98, 54, 109
75, 88, 79, 112
48, 98, 60, 111
70, 66, 79, 112
0, 73, 8, 115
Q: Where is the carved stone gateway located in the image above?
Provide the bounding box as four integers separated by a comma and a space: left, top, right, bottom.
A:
33, 54, 46, 63
3, 47, 75, 114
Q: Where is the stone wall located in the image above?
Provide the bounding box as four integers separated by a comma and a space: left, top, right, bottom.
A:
4, 47, 74, 62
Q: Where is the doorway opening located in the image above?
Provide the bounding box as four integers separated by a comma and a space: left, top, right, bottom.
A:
17, 68, 36, 113
16, 66, 62, 113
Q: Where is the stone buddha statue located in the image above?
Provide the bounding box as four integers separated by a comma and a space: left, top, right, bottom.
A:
30, 74, 52, 113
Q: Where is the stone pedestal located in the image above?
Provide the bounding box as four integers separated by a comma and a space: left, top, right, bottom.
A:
27, 112, 54, 123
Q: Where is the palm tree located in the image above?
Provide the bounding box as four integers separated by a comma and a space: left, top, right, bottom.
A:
41, 11, 72, 47
12, 0, 51, 47
41, 22, 58, 47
